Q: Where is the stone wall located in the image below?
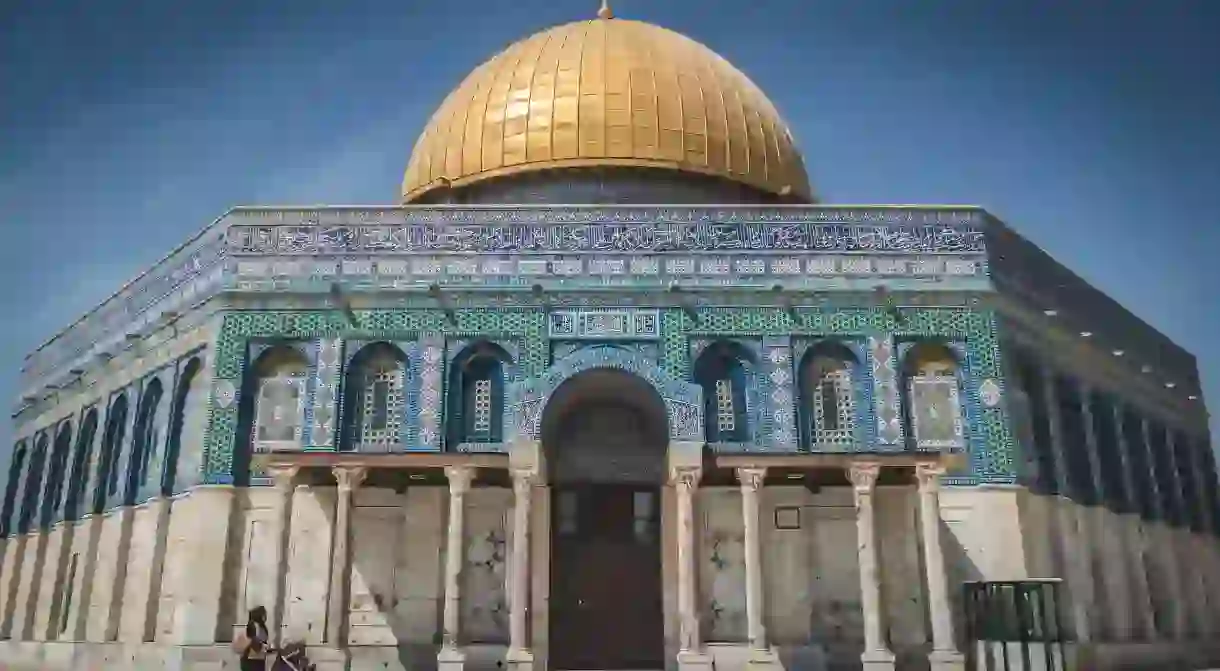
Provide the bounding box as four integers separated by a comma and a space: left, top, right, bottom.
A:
0, 481, 1218, 670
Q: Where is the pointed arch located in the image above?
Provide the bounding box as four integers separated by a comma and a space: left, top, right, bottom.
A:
2, 440, 29, 536
162, 357, 202, 495
41, 421, 73, 527
127, 378, 165, 503
797, 340, 861, 451
341, 342, 409, 451
899, 341, 965, 450
507, 345, 703, 443
692, 340, 753, 443
19, 433, 50, 533
94, 394, 129, 513
245, 345, 310, 450
64, 408, 98, 521
234, 344, 310, 485
447, 341, 514, 446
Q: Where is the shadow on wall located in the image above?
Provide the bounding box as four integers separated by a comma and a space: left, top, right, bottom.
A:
941, 517, 984, 653
219, 483, 449, 671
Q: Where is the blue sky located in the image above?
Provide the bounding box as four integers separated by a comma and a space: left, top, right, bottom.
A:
1, 0, 1218, 464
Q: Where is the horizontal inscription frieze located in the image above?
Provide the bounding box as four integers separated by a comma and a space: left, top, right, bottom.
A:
226, 222, 986, 255
233, 254, 983, 279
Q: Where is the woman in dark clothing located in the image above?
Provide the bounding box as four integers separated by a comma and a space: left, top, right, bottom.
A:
241, 606, 271, 671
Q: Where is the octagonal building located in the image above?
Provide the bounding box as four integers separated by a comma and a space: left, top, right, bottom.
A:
2, 6, 1218, 671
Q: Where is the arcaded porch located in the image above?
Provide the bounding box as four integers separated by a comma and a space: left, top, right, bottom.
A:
253, 445, 965, 671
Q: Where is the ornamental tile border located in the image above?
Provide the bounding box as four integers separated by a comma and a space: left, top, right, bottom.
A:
199, 306, 1014, 484
761, 336, 796, 450
506, 345, 705, 444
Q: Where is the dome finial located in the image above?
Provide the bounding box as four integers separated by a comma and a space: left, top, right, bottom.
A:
597, 0, 614, 19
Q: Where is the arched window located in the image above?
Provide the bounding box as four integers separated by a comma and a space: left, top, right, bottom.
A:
94, 394, 129, 512
2, 441, 28, 536
64, 409, 98, 521
248, 346, 309, 452
900, 342, 965, 450
797, 341, 859, 450
446, 342, 512, 446
162, 358, 202, 496
127, 378, 164, 502
41, 422, 73, 527
693, 341, 751, 443
341, 343, 408, 451
19, 433, 49, 533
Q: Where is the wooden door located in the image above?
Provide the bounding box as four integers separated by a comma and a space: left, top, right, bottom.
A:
550, 485, 664, 670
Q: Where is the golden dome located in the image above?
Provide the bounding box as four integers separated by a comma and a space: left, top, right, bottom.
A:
401, 11, 812, 202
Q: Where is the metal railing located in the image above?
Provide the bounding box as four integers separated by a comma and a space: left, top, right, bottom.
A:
963, 580, 1069, 671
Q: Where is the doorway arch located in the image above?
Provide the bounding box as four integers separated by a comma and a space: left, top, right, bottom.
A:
540, 368, 669, 670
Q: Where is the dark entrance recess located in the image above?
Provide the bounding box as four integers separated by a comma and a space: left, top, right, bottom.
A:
542, 368, 669, 671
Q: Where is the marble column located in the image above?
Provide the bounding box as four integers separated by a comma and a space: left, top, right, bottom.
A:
916, 463, 965, 671
850, 461, 895, 670
506, 467, 534, 671
267, 465, 299, 645
326, 465, 366, 647
737, 467, 771, 654
439, 465, 474, 671
673, 466, 702, 653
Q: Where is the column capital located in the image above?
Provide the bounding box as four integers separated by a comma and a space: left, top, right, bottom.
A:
332, 465, 368, 492
669, 465, 703, 488
736, 466, 767, 492
268, 465, 300, 491
849, 461, 882, 494
511, 467, 536, 496
445, 465, 475, 494
915, 462, 946, 491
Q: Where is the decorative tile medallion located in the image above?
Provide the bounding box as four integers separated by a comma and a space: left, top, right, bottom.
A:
979, 378, 1002, 408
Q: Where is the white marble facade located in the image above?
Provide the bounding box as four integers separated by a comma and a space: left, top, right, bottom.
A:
2, 444, 1220, 671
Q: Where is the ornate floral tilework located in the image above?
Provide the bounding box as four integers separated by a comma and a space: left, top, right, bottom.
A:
869, 335, 902, 447
761, 336, 796, 450
306, 338, 341, 449
198, 306, 1014, 485
506, 345, 704, 443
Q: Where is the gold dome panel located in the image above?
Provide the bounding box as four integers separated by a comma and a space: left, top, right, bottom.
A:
401, 16, 812, 202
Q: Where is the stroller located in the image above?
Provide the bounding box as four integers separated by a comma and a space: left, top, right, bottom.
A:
271, 641, 316, 671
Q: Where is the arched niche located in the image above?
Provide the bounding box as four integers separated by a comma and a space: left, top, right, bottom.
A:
233, 344, 310, 485
162, 357, 203, 495
507, 345, 703, 444
447, 341, 515, 447
341, 342, 410, 451
796, 340, 862, 451
692, 340, 754, 444
20, 433, 50, 532
64, 408, 98, 521
94, 394, 129, 513
127, 378, 165, 503
2, 441, 29, 535
41, 421, 73, 526
899, 340, 966, 451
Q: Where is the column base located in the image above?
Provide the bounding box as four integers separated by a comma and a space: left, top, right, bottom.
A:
438, 645, 466, 671
505, 646, 534, 671
676, 649, 714, 671
747, 646, 785, 671
928, 648, 966, 671
860, 648, 896, 671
